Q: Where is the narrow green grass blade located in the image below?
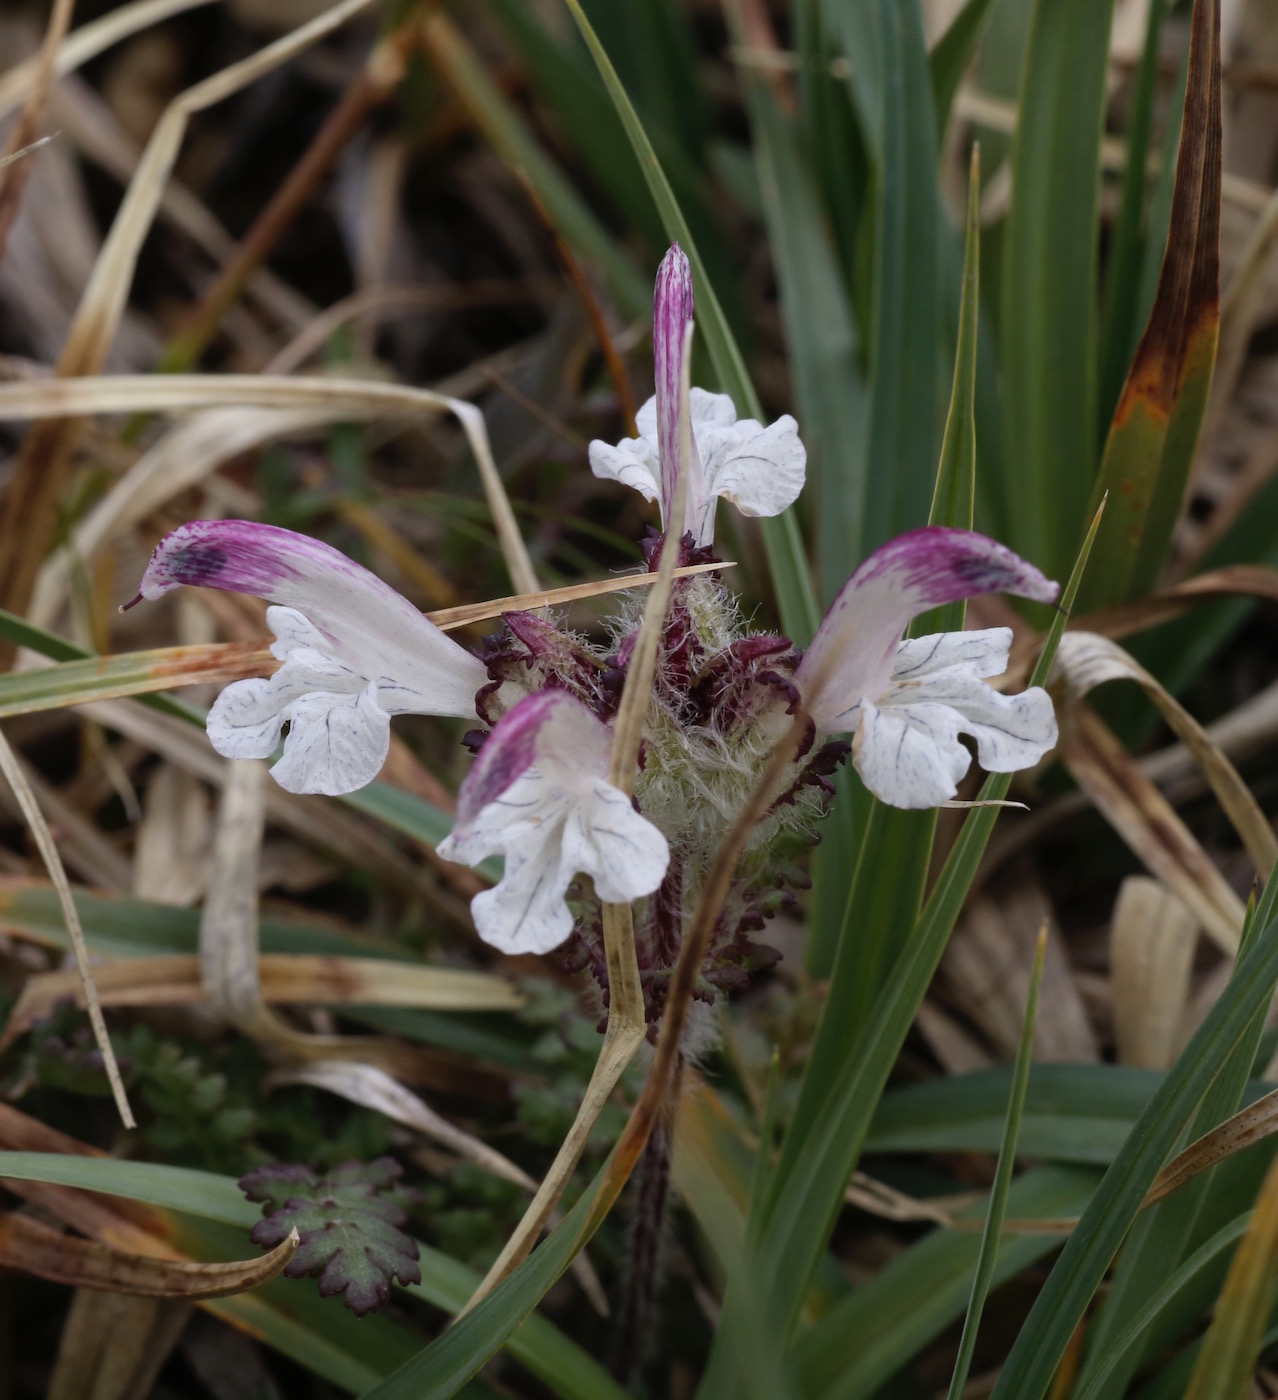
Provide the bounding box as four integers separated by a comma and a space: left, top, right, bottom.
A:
699, 508, 1103, 1396
795, 1167, 1100, 1400
486, 0, 740, 324
422, 13, 649, 319
930, 0, 1000, 138
1072, 880, 1278, 1398
857, 0, 939, 552
731, 18, 869, 606
1182, 1154, 1278, 1400
929, 143, 982, 613
0, 608, 199, 723
0, 1154, 626, 1400
1074, 1212, 1250, 1400
1001, 0, 1114, 581
946, 928, 1046, 1400
1078, 0, 1221, 609
561, 0, 819, 640
794, 151, 980, 1140
987, 870, 1278, 1400
807, 0, 945, 976
1098, 0, 1169, 427
0, 646, 254, 718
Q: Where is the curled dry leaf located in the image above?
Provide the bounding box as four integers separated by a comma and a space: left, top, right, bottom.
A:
1109, 876, 1200, 1070
0, 1210, 299, 1299
1053, 629, 1278, 872
3, 953, 522, 1043
1059, 702, 1245, 953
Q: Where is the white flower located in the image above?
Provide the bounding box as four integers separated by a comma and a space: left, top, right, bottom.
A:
437, 690, 670, 955
795, 527, 1061, 809
132, 519, 487, 796
588, 244, 805, 547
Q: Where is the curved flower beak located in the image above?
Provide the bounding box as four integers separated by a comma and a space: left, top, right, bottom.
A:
438, 690, 670, 955
795, 527, 1060, 809
134, 520, 487, 795
588, 244, 806, 547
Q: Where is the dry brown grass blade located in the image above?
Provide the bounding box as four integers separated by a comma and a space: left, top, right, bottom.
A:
49, 73, 313, 333
1054, 630, 1278, 872
31, 407, 352, 628
0, 726, 133, 1125
278, 1060, 535, 1189
0, 0, 376, 629
162, 16, 414, 375
0, 1211, 298, 1299
0, 0, 218, 123
426, 562, 730, 631
464, 325, 696, 1310
2, 952, 522, 1044
0, 0, 74, 269
1110, 876, 1199, 1069
1068, 564, 1278, 645
82, 698, 442, 904
0, 643, 276, 718
1060, 703, 1244, 952
48, 1290, 190, 1400
0, 371, 533, 598
1144, 1086, 1278, 1210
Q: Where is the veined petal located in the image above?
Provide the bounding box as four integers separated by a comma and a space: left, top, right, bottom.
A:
440, 691, 669, 954
137, 520, 486, 717
469, 826, 575, 956
565, 780, 671, 904
268, 683, 392, 797
853, 697, 972, 809
587, 430, 662, 506
852, 627, 1059, 809
693, 393, 806, 545
796, 528, 1059, 734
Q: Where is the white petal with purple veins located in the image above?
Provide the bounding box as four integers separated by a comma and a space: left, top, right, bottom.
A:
850, 628, 1059, 809
438, 691, 669, 955
135, 522, 489, 795
797, 528, 1060, 735
690, 391, 806, 543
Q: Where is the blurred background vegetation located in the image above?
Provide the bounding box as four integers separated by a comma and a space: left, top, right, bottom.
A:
5, 0, 1278, 1396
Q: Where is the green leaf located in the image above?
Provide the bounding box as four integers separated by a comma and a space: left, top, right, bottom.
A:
1182, 1155, 1278, 1400
1072, 876, 1278, 1398
794, 1167, 1100, 1400
560, 0, 820, 642
1000, 0, 1115, 581
796, 149, 980, 1136
241, 1158, 421, 1317
0, 1153, 624, 1400
1078, 0, 1221, 609
987, 870, 1278, 1400
730, 10, 869, 606
945, 929, 1046, 1400
856, 0, 940, 553
700, 506, 1104, 1393
930, 0, 1000, 138
1097, 0, 1170, 427
1074, 1212, 1250, 1400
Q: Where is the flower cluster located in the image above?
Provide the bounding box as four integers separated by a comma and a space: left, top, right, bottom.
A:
131, 245, 1059, 1008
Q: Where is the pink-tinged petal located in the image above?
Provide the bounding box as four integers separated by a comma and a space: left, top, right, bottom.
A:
137, 520, 486, 718
796, 528, 1059, 733
454, 690, 611, 826
654, 244, 696, 519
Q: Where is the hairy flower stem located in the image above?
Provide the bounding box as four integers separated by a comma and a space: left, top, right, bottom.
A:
611, 1073, 680, 1384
